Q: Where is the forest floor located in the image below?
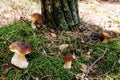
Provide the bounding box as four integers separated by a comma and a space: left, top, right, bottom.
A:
0, 0, 120, 80
78, 1, 120, 32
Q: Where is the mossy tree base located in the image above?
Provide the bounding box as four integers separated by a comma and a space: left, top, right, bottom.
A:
41, 0, 80, 31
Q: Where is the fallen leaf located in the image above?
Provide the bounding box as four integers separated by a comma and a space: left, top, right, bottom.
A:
50, 33, 57, 37
80, 63, 88, 73
76, 72, 85, 80
58, 44, 69, 51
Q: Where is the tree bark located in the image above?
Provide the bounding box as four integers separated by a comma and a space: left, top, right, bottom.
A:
41, 0, 80, 31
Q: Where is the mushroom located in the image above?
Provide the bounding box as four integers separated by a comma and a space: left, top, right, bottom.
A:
102, 30, 117, 43
9, 42, 32, 68
63, 52, 76, 69
31, 13, 42, 29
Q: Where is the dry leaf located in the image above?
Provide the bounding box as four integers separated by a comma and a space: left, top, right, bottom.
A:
80, 63, 88, 73
50, 33, 57, 37
58, 44, 69, 51
76, 72, 85, 80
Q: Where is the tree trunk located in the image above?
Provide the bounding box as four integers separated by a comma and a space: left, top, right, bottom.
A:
41, 0, 80, 31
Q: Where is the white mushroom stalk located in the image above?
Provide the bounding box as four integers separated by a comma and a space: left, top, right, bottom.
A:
63, 61, 72, 69
11, 53, 28, 68
9, 42, 32, 69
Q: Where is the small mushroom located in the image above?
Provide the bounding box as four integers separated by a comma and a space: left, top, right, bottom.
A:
31, 13, 42, 29
9, 42, 32, 68
63, 52, 76, 69
102, 30, 117, 43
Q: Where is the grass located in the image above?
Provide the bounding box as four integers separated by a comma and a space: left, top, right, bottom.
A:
0, 21, 120, 80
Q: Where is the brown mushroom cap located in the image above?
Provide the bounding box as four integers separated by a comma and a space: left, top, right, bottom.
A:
63, 53, 76, 62
102, 30, 117, 38
31, 13, 42, 21
9, 42, 32, 55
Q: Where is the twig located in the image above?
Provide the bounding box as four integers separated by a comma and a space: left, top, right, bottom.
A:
0, 63, 8, 67
90, 49, 107, 68
85, 49, 108, 77
40, 75, 51, 80
69, 71, 76, 76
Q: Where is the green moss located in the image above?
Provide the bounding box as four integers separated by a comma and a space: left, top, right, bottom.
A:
0, 22, 120, 79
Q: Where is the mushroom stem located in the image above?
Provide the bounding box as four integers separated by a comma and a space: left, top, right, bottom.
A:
63, 61, 72, 69
102, 37, 109, 43
11, 53, 28, 68
31, 21, 37, 29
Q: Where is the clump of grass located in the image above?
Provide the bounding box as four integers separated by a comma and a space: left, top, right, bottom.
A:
0, 22, 120, 79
